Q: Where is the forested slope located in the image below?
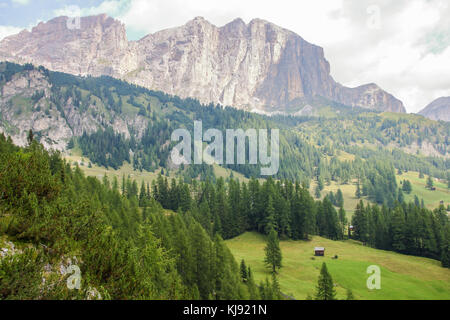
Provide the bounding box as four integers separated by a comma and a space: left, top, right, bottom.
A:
0, 135, 277, 299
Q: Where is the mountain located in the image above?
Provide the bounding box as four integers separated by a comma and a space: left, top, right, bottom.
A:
0, 14, 406, 114
0, 64, 148, 150
419, 97, 450, 122
0, 62, 447, 183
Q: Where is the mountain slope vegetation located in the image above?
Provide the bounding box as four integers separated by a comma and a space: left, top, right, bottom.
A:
0, 135, 269, 300
1, 62, 448, 188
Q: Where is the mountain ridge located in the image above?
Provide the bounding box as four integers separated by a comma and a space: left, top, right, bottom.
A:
0, 14, 406, 114
419, 97, 450, 122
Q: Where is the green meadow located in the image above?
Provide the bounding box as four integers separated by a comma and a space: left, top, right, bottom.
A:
309, 170, 449, 218
396, 171, 449, 210
226, 232, 450, 300
67, 149, 448, 218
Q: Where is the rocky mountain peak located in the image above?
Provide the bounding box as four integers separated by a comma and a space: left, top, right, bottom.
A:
0, 14, 406, 113
190, 16, 210, 24
419, 97, 450, 122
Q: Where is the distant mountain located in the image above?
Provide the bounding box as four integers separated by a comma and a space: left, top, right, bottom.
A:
419, 97, 450, 122
0, 14, 406, 114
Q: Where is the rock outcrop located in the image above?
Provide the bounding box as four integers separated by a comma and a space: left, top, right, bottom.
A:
0, 14, 406, 113
0, 66, 147, 150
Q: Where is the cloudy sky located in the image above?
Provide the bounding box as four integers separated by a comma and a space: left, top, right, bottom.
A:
0, 0, 449, 113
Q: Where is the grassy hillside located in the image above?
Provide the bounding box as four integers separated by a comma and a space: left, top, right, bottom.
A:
396, 171, 449, 210
226, 232, 450, 300
308, 179, 368, 217
67, 150, 448, 218
64, 153, 169, 187
65, 151, 251, 188
309, 170, 449, 218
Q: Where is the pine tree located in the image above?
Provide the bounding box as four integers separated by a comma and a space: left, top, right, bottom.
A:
398, 188, 405, 203
315, 263, 336, 300
426, 175, 434, 190
414, 195, 420, 207
441, 228, 450, 268
346, 288, 355, 300
264, 228, 282, 274
338, 207, 347, 236
352, 201, 368, 244
271, 273, 282, 300
336, 189, 344, 208
355, 181, 362, 199
27, 129, 34, 145
246, 267, 259, 299
240, 259, 248, 282
190, 222, 214, 299
318, 176, 324, 191
121, 174, 126, 196
139, 180, 146, 207
402, 180, 412, 194
314, 185, 321, 199
328, 192, 336, 206
264, 196, 277, 234
391, 206, 406, 252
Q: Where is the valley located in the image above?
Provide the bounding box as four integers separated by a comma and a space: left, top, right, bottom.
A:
65, 152, 450, 218
0, 6, 449, 302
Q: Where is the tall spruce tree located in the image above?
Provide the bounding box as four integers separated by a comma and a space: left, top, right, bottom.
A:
264, 228, 282, 274
240, 259, 248, 282
426, 175, 434, 190
315, 263, 336, 300
336, 189, 344, 208
355, 181, 362, 199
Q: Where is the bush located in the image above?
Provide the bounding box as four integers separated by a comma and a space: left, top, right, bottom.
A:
0, 248, 43, 299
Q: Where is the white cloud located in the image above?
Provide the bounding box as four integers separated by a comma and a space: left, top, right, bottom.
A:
11, 0, 30, 5
53, 0, 127, 18
51, 0, 450, 112
0, 25, 23, 41
324, 0, 450, 112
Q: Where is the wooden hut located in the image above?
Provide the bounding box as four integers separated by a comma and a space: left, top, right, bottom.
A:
314, 247, 325, 256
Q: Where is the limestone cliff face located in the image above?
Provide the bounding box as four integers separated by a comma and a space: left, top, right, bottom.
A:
0, 14, 406, 113
0, 69, 72, 149
0, 67, 147, 150
419, 97, 450, 122
0, 14, 139, 77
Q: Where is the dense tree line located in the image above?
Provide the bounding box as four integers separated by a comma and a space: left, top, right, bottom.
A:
141, 174, 344, 241
77, 128, 131, 169
351, 200, 450, 267
76, 120, 173, 172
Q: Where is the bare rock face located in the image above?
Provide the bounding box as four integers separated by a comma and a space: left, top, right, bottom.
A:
0, 69, 69, 150
0, 14, 139, 77
419, 97, 450, 122
0, 68, 147, 150
0, 14, 406, 113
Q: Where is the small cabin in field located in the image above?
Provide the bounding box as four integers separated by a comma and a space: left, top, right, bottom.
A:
314, 247, 325, 256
